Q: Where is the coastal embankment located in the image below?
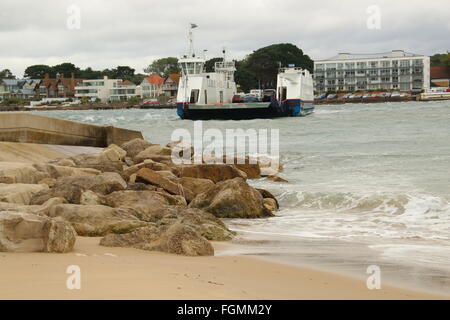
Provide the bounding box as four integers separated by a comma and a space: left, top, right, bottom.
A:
0, 113, 143, 147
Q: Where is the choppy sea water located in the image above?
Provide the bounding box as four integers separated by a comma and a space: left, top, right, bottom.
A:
29, 100, 450, 294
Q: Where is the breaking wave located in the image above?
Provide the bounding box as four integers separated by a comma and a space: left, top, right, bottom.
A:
229, 191, 450, 241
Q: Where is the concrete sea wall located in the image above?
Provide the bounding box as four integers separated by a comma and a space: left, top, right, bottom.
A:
0, 113, 143, 147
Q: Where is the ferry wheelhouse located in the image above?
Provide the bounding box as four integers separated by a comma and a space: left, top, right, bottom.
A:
176, 30, 314, 120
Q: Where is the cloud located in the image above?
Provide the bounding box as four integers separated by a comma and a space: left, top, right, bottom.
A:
0, 0, 449, 77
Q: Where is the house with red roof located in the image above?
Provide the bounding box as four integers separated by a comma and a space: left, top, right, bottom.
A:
163, 73, 181, 98
39, 73, 83, 98
56, 73, 83, 98
39, 74, 58, 98
140, 74, 165, 98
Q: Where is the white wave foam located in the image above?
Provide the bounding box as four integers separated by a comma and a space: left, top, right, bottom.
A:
228, 191, 450, 242
369, 244, 450, 268
82, 115, 95, 122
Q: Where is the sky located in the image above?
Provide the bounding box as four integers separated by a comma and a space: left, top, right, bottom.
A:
0, 0, 449, 77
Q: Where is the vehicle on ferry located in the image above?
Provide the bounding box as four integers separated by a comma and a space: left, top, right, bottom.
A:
176, 29, 314, 120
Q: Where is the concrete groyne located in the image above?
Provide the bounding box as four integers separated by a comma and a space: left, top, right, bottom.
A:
0, 113, 143, 147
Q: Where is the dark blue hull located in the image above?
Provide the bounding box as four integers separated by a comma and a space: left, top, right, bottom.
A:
177, 99, 314, 120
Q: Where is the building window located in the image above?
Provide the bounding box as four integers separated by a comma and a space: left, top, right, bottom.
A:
400, 60, 410, 67
400, 69, 410, 75
357, 62, 367, 69
345, 62, 355, 70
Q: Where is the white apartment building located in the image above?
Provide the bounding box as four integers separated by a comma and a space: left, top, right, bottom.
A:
75, 76, 138, 102
314, 50, 430, 93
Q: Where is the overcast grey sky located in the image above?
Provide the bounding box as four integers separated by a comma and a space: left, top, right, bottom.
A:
0, 0, 449, 77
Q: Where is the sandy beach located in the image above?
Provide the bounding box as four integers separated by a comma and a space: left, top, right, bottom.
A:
0, 141, 448, 300
0, 236, 447, 300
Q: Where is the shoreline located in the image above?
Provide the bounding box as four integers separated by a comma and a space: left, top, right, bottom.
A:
0, 236, 447, 300
0, 104, 176, 112
217, 231, 450, 298
0, 137, 448, 300
2, 95, 449, 112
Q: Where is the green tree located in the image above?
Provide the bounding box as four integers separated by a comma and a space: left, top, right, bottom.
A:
243, 43, 313, 89
233, 43, 313, 92
204, 57, 223, 73
234, 59, 258, 93
79, 67, 103, 79
129, 73, 146, 85
53, 62, 80, 77
0, 69, 15, 79
101, 66, 136, 80
24, 64, 55, 78
113, 66, 136, 79
444, 53, 450, 68
101, 68, 114, 79
430, 53, 448, 67
144, 57, 180, 77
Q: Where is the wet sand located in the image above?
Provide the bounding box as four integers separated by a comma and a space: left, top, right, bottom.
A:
0, 237, 447, 300
218, 231, 450, 297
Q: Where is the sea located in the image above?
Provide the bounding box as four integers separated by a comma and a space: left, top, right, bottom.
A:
30, 100, 450, 295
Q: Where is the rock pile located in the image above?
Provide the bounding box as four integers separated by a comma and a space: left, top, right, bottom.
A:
0, 138, 283, 256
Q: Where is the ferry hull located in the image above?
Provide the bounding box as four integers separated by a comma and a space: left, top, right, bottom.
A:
177, 100, 314, 120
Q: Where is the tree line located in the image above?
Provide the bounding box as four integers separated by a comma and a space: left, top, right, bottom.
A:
19, 63, 146, 84
3, 47, 447, 91
2, 43, 314, 91
145, 43, 314, 92
430, 52, 450, 67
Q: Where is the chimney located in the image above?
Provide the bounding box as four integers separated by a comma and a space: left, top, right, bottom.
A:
44, 73, 49, 79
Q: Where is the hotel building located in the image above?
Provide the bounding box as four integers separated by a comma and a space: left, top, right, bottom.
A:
75, 76, 138, 102
314, 50, 430, 93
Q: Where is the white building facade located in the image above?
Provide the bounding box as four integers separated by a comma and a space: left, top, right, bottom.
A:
314, 50, 430, 93
140, 75, 164, 98
75, 76, 137, 102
